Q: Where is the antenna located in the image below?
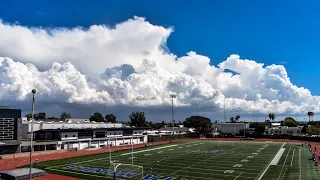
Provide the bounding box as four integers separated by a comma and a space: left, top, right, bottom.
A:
170, 94, 177, 135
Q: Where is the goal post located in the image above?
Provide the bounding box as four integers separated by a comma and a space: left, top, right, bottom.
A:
109, 163, 144, 180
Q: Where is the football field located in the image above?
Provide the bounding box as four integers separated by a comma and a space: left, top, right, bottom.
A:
34, 140, 320, 180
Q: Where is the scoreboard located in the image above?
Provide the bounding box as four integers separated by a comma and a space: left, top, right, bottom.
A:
0, 118, 15, 140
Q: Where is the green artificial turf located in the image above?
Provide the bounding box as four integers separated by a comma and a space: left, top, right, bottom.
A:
32, 140, 320, 180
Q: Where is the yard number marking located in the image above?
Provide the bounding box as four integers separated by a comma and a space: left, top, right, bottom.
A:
233, 164, 242, 167
224, 170, 235, 174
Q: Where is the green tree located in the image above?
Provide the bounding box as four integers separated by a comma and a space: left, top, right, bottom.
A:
249, 122, 266, 135
282, 117, 298, 127
308, 121, 320, 127
105, 114, 116, 123
307, 111, 314, 122
47, 117, 58, 119
265, 119, 271, 128
25, 113, 32, 120
301, 125, 307, 134
35, 112, 46, 120
230, 117, 235, 123
149, 122, 165, 129
89, 112, 105, 122
60, 112, 72, 120
307, 125, 320, 135
129, 111, 147, 127
183, 116, 213, 137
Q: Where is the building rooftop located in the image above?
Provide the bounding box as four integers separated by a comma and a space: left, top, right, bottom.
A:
34, 127, 149, 132
0, 168, 45, 178
22, 118, 122, 124
0, 106, 10, 109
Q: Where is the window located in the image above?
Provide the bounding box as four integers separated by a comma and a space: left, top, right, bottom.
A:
65, 135, 68, 138
78, 131, 93, 138
114, 133, 116, 135
135, 132, 137, 134
73, 135, 75, 137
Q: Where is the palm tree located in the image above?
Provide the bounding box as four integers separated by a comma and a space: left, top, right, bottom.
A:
268, 113, 275, 121
308, 111, 312, 122
271, 114, 275, 121
235, 115, 240, 122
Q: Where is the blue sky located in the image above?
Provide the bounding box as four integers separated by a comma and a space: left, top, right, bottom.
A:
1, 0, 320, 121
1, 0, 320, 95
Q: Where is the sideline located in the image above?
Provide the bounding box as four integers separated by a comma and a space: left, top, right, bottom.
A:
257, 143, 286, 180
277, 144, 291, 180
299, 148, 301, 180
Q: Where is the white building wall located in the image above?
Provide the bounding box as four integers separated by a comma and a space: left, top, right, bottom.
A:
79, 142, 89, 149
268, 126, 303, 135
21, 122, 123, 133
56, 134, 147, 150
212, 123, 248, 134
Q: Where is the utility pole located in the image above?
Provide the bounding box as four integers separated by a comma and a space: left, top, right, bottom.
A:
170, 94, 177, 135
29, 89, 36, 180
224, 98, 227, 123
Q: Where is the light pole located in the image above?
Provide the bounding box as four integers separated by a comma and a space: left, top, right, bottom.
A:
170, 94, 176, 135
224, 98, 227, 123
29, 89, 36, 180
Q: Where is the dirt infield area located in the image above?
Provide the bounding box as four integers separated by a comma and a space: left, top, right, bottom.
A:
0, 138, 319, 180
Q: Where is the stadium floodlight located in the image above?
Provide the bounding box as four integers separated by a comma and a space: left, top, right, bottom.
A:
170, 94, 177, 135
29, 89, 36, 179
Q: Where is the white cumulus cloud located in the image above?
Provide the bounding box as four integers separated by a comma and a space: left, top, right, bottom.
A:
0, 16, 319, 119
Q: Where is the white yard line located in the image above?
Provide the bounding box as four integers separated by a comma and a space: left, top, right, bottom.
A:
299, 148, 301, 180
270, 148, 285, 165
290, 149, 295, 166
234, 172, 243, 180
120, 144, 177, 156
257, 143, 285, 180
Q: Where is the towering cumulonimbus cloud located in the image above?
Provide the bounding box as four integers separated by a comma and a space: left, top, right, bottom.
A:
0, 16, 319, 116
